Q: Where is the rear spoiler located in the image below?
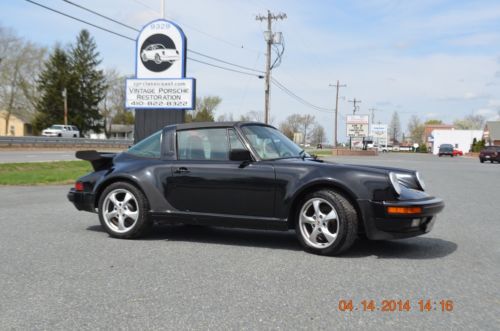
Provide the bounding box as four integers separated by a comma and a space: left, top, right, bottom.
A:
75, 150, 116, 171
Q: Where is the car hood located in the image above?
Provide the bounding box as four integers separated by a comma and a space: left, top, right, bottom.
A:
274, 157, 415, 175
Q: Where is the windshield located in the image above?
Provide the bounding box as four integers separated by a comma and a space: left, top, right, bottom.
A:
241, 125, 307, 160
49, 125, 64, 130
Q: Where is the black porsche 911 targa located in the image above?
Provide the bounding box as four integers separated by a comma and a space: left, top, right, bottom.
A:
68, 122, 444, 255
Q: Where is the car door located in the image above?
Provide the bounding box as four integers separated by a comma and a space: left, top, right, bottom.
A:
165, 127, 276, 218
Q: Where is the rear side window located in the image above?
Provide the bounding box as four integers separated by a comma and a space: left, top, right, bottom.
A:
177, 128, 229, 161
127, 130, 162, 158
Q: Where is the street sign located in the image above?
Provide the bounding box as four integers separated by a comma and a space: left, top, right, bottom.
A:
126, 78, 195, 109
346, 115, 369, 137
126, 19, 196, 111
136, 19, 186, 79
371, 123, 388, 147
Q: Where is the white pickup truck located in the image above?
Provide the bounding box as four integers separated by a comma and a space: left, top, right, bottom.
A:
42, 125, 80, 138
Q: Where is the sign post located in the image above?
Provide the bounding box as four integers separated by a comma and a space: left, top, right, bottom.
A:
346, 115, 369, 149
126, 19, 196, 142
370, 124, 388, 150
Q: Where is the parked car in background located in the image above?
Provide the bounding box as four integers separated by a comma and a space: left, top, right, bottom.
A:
42, 125, 80, 138
453, 149, 463, 156
479, 146, 500, 163
438, 144, 454, 157
68, 121, 444, 256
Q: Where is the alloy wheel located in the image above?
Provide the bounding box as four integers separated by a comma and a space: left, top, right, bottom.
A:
299, 198, 339, 249
102, 189, 140, 233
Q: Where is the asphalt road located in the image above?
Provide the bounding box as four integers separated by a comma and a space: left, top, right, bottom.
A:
0, 153, 498, 330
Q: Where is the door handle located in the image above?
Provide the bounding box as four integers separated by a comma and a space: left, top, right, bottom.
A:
174, 167, 190, 174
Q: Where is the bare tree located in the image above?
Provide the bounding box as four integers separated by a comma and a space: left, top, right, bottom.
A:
389, 111, 402, 144
101, 69, 127, 137
300, 114, 316, 145
216, 113, 234, 122
407, 115, 425, 144
279, 114, 303, 139
453, 114, 486, 130
0, 27, 46, 135
310, 124, 326, 145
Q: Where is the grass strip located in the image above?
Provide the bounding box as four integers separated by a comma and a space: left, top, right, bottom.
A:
0, 161, 92, 185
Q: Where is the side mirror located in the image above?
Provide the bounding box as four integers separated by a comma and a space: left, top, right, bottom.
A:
230, 149, 252, 162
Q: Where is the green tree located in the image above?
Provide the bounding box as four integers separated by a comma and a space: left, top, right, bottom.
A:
69, 30, 107, 134
34, 30, 106, 135
112, 110, 134, 124
186, 96, 221, 122
425, 119, 443, 125
33, 47, 71, 132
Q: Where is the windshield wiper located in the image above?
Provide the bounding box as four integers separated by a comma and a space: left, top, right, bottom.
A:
299, 149, 307, 160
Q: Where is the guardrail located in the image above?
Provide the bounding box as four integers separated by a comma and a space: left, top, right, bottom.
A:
0, 136, 133, 149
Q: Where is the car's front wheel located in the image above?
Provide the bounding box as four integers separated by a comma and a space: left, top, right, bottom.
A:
98, 182, 152, 239
295, 190, 358, 255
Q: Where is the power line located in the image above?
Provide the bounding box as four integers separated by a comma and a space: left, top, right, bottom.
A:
271, 78, 334, 113
130, 0, 262, 53
26, 0, 136, 41
25, 0, 263, 77
62, 0, 138, 32
58, 0, 264, 73
187, 57, 263, 77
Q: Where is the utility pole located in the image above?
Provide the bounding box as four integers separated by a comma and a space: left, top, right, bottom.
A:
329, 81, 346, 147
348, 98, 361, 115
62, 88, 68, 125
256, 10, 286, 124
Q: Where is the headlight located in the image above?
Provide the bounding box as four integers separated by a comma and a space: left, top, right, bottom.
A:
415, 171, 426, 191
389, 172, 402, 196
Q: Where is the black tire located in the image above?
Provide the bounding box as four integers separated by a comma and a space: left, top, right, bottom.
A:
480, 158, 484, 163
57, 133, 62, 137
295, 190, 358, 256
98, 182, 152, 239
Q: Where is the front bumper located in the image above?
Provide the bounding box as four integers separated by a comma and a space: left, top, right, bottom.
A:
358, 197, 445, 240
67, 188, 96, 213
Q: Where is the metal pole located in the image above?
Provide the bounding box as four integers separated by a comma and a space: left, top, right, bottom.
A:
264, 11, 272, 124
161, 0, 165, 18
62, 88, 68, 125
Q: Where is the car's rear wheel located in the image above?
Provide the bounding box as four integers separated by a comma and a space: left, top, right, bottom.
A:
295, 190, 358, 255
98, 182, 152, 239
480, 158, 484, 163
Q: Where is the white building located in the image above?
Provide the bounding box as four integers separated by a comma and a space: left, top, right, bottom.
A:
431, 129, 483, 154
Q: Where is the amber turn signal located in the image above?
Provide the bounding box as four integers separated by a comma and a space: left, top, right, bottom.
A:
387, 206, 422, 214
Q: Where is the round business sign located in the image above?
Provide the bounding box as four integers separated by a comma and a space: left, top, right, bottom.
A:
139, 34, 179, 72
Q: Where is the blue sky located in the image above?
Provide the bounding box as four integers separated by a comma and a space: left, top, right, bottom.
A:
2, 0, 500, 142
